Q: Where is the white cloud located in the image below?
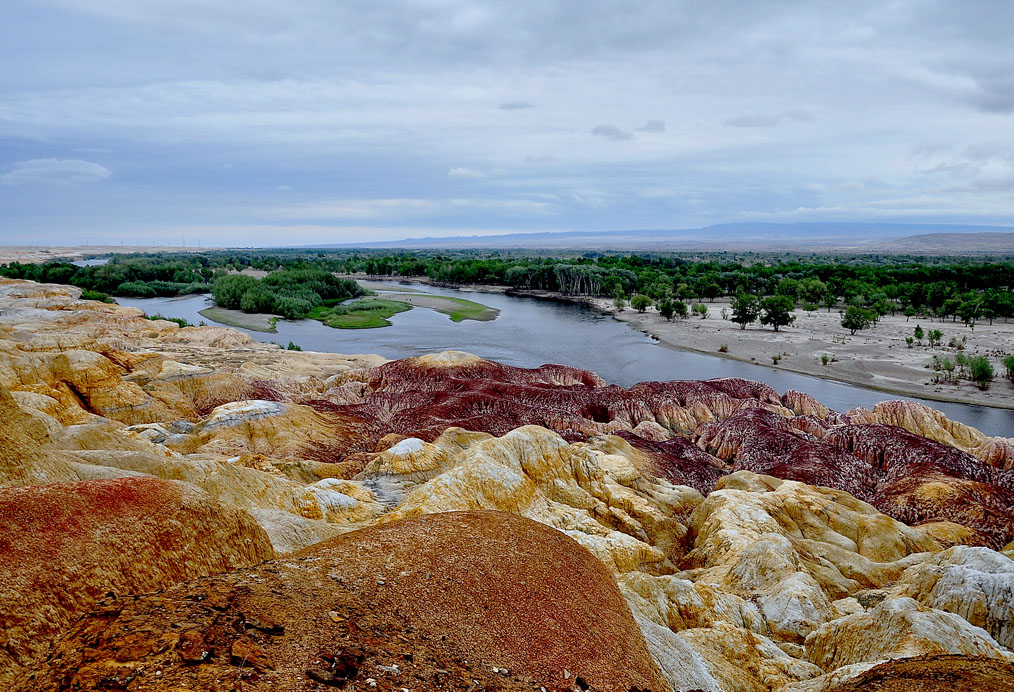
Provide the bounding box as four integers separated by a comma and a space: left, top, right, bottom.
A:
0, 158, 111, 185
264, 198, 441, 220
636, 120, 666, 133
448, 167, 486, 179
498, 101, 534, 110
262, 196, 554, 221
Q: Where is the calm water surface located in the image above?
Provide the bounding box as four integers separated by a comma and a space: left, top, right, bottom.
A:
117, 281, 1014, 437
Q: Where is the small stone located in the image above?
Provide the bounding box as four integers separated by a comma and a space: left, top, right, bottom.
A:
230, 637, 274, 671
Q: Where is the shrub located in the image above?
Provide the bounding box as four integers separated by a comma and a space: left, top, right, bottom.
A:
273, 295, 314, 320
631, 294, 652, 313
969, 356, 994, 390
146, 313, 191, 328
80, 289, 112, 303
286, 342, 302, 351
116, 281, 157, 298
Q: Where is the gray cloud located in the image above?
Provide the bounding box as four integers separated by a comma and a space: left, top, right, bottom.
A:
3, 0, 1014, 243
723, 114, 781, 128
723, 109, 815, 128
636, 119, 666, 133
498, 101, 534, 110
974, 74, 1014, 113
591, 124, 633, 141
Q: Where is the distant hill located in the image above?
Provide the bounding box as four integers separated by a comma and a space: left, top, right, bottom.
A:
305, 222, 1014, 253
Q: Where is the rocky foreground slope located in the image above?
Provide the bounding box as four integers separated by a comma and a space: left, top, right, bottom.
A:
1, 278, 1013, 691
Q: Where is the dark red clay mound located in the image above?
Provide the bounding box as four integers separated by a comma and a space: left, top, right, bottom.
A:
827, 424, 1014, 547
29, 511, 671, 692
362, 357, 608, 393
696, 410, 1014, 547
302, 364, 786, 459
616, 431, 727, 494
0, 477, 274, 688
822, 654, 1014, 691
697, 408, 873, 501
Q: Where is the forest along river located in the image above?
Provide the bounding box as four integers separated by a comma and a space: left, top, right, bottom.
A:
118, 281, 1014, 437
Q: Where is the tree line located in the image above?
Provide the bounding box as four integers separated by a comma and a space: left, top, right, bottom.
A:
3, 249, 1014, 325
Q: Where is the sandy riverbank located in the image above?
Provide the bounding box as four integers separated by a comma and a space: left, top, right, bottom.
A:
197, 306, 278, 332
605, 297, 1014, 410
349, 275, 1014, 409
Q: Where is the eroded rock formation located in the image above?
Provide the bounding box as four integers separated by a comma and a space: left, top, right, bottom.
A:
3, 277, 1014, 691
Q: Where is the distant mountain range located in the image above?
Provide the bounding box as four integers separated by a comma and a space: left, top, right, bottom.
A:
306, 223, 1014, 253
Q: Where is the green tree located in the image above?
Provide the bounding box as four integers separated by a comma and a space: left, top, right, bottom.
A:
841, 306, 875, 335
914, 324, 924, 343
730, 292, 761, 330
212, 274, 258, 310
928, 328, 943, 346
957, 299, 981, 327
631, 294, 652, 313
760, 295, 796, 332
700, 281, 723, 302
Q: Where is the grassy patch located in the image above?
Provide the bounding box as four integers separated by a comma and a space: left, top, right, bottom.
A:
440, 296, 497, 322
309, 298, 413, 329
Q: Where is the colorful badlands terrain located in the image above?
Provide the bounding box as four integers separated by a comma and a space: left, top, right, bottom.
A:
0, 278, 1013, 691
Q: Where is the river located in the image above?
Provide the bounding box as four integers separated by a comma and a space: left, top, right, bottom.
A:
116, 281, 1014, 437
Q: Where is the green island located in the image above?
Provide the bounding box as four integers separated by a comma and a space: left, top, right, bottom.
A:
310, 294, 497, 328
309, 298, 413, 329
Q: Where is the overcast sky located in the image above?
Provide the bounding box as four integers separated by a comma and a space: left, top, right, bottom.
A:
1, 0, 1013, 246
